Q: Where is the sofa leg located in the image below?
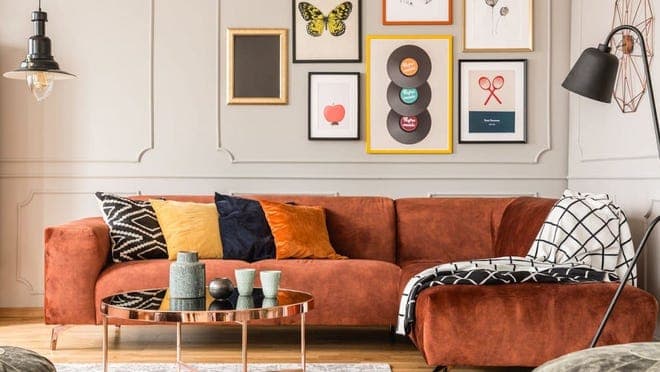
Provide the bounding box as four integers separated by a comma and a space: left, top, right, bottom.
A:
433, 366, 448, 372
50, 325, 73, 350
388, 325, 397, 343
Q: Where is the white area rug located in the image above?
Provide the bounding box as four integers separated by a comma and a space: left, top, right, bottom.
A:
54, 363, 392, 372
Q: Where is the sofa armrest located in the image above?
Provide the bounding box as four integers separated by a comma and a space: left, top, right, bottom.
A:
44, 217, 110, 324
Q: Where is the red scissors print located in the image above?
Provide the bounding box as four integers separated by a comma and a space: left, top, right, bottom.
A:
478, 75, 504, 106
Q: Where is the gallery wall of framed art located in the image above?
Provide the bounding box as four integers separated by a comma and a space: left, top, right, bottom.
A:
218, 0, 555, 166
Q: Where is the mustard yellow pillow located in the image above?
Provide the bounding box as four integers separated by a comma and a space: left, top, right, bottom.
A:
150, 199, 223, 260
259, 200, 346, 259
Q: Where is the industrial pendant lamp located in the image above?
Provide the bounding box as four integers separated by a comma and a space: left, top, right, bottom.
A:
3, 0, 75, 101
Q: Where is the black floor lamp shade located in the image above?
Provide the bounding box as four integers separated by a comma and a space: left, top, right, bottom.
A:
562, 45, 620, 103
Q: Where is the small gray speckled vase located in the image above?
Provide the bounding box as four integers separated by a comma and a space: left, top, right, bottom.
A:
169, 251, 205, 299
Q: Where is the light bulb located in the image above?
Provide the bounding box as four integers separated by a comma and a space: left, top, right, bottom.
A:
26, 71, 54, 102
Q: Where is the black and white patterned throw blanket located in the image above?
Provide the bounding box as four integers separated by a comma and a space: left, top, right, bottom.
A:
395, 190, 636, 335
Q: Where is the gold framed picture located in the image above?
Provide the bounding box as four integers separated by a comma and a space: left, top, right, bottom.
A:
463, 0, 533, 52
227, 28, 288, 105
366, 35, 453, 154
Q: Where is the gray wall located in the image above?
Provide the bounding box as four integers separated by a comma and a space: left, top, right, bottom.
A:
0, 0, 570, 307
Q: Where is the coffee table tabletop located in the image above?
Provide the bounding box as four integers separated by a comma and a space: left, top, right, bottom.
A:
100, 287, 314, 372
101, 287, 313, 322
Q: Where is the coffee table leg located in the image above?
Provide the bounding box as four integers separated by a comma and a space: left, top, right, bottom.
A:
301, 313, 306, 372
102, 316, 108, 372
177, 322, 182, 371
240, 321, 248, 372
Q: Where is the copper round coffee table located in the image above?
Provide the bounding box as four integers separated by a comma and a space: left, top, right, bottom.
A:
100, 288, 314, 372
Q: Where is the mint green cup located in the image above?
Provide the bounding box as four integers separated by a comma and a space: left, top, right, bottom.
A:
236, 295, 254, 310
234, 268, 256, 296
260, 270, 281, 298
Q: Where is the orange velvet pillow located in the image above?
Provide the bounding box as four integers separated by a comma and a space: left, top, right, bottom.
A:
259, 200, 346, 259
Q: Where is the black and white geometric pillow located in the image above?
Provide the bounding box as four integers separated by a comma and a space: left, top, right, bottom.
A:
95, 192, 168, 262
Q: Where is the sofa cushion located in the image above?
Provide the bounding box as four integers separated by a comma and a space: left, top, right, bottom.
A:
95, 258, 400, 326
133, 195, 396, 262
493, 197, 556, 257
95, 192, 168, 262
411, 282, 658, 367
260, 200, 345, 259
214, 193, 275, 262
94, 259, 251, 323
252, 259, 400, 326
395, 198, 514, 266
243, 195, 396, 262
150, 199, 223, 260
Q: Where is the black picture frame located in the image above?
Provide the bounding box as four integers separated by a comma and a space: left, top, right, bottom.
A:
308, 72, 361, 140
458, 59, 527, 144
292, 0, 362, 63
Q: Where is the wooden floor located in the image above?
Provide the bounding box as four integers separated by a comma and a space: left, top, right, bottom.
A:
0, 309, 531, 372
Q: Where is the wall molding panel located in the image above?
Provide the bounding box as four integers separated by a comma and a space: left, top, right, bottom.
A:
574, 0, 659, 163
15, 190, 138, 296
533, 0, 553, 164
642, 199, 660, 300
0, 0, 155, 164
428, 192, 540, 198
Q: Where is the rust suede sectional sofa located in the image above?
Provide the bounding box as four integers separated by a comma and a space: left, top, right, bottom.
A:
44, 195, 658, 367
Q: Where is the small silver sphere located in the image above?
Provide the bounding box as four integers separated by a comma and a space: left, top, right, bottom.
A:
208, 277, 234, 299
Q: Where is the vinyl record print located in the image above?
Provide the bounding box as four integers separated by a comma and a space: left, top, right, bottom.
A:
366, 35, 453, 154
387, 109, 431, 144
386, 81, 432, 116
386, 45, 432, 87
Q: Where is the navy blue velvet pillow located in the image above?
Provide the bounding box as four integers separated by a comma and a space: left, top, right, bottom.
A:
214, 193, 275, 262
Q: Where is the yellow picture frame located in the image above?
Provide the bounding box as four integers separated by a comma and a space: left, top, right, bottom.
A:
366, 35, 453, 154
227, 28, 289, 105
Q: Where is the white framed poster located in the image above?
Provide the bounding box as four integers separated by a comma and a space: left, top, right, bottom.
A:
458, 59, 527, 143
366, 35, 453, 154
293, 0, 362, 63
463, 0, 533, 52
308, 72, 360, 140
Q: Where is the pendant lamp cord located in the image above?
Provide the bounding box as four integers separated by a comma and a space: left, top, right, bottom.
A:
38, 0, 41, 11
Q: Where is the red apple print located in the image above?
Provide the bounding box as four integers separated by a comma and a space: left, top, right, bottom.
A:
323, 104, 346, 125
